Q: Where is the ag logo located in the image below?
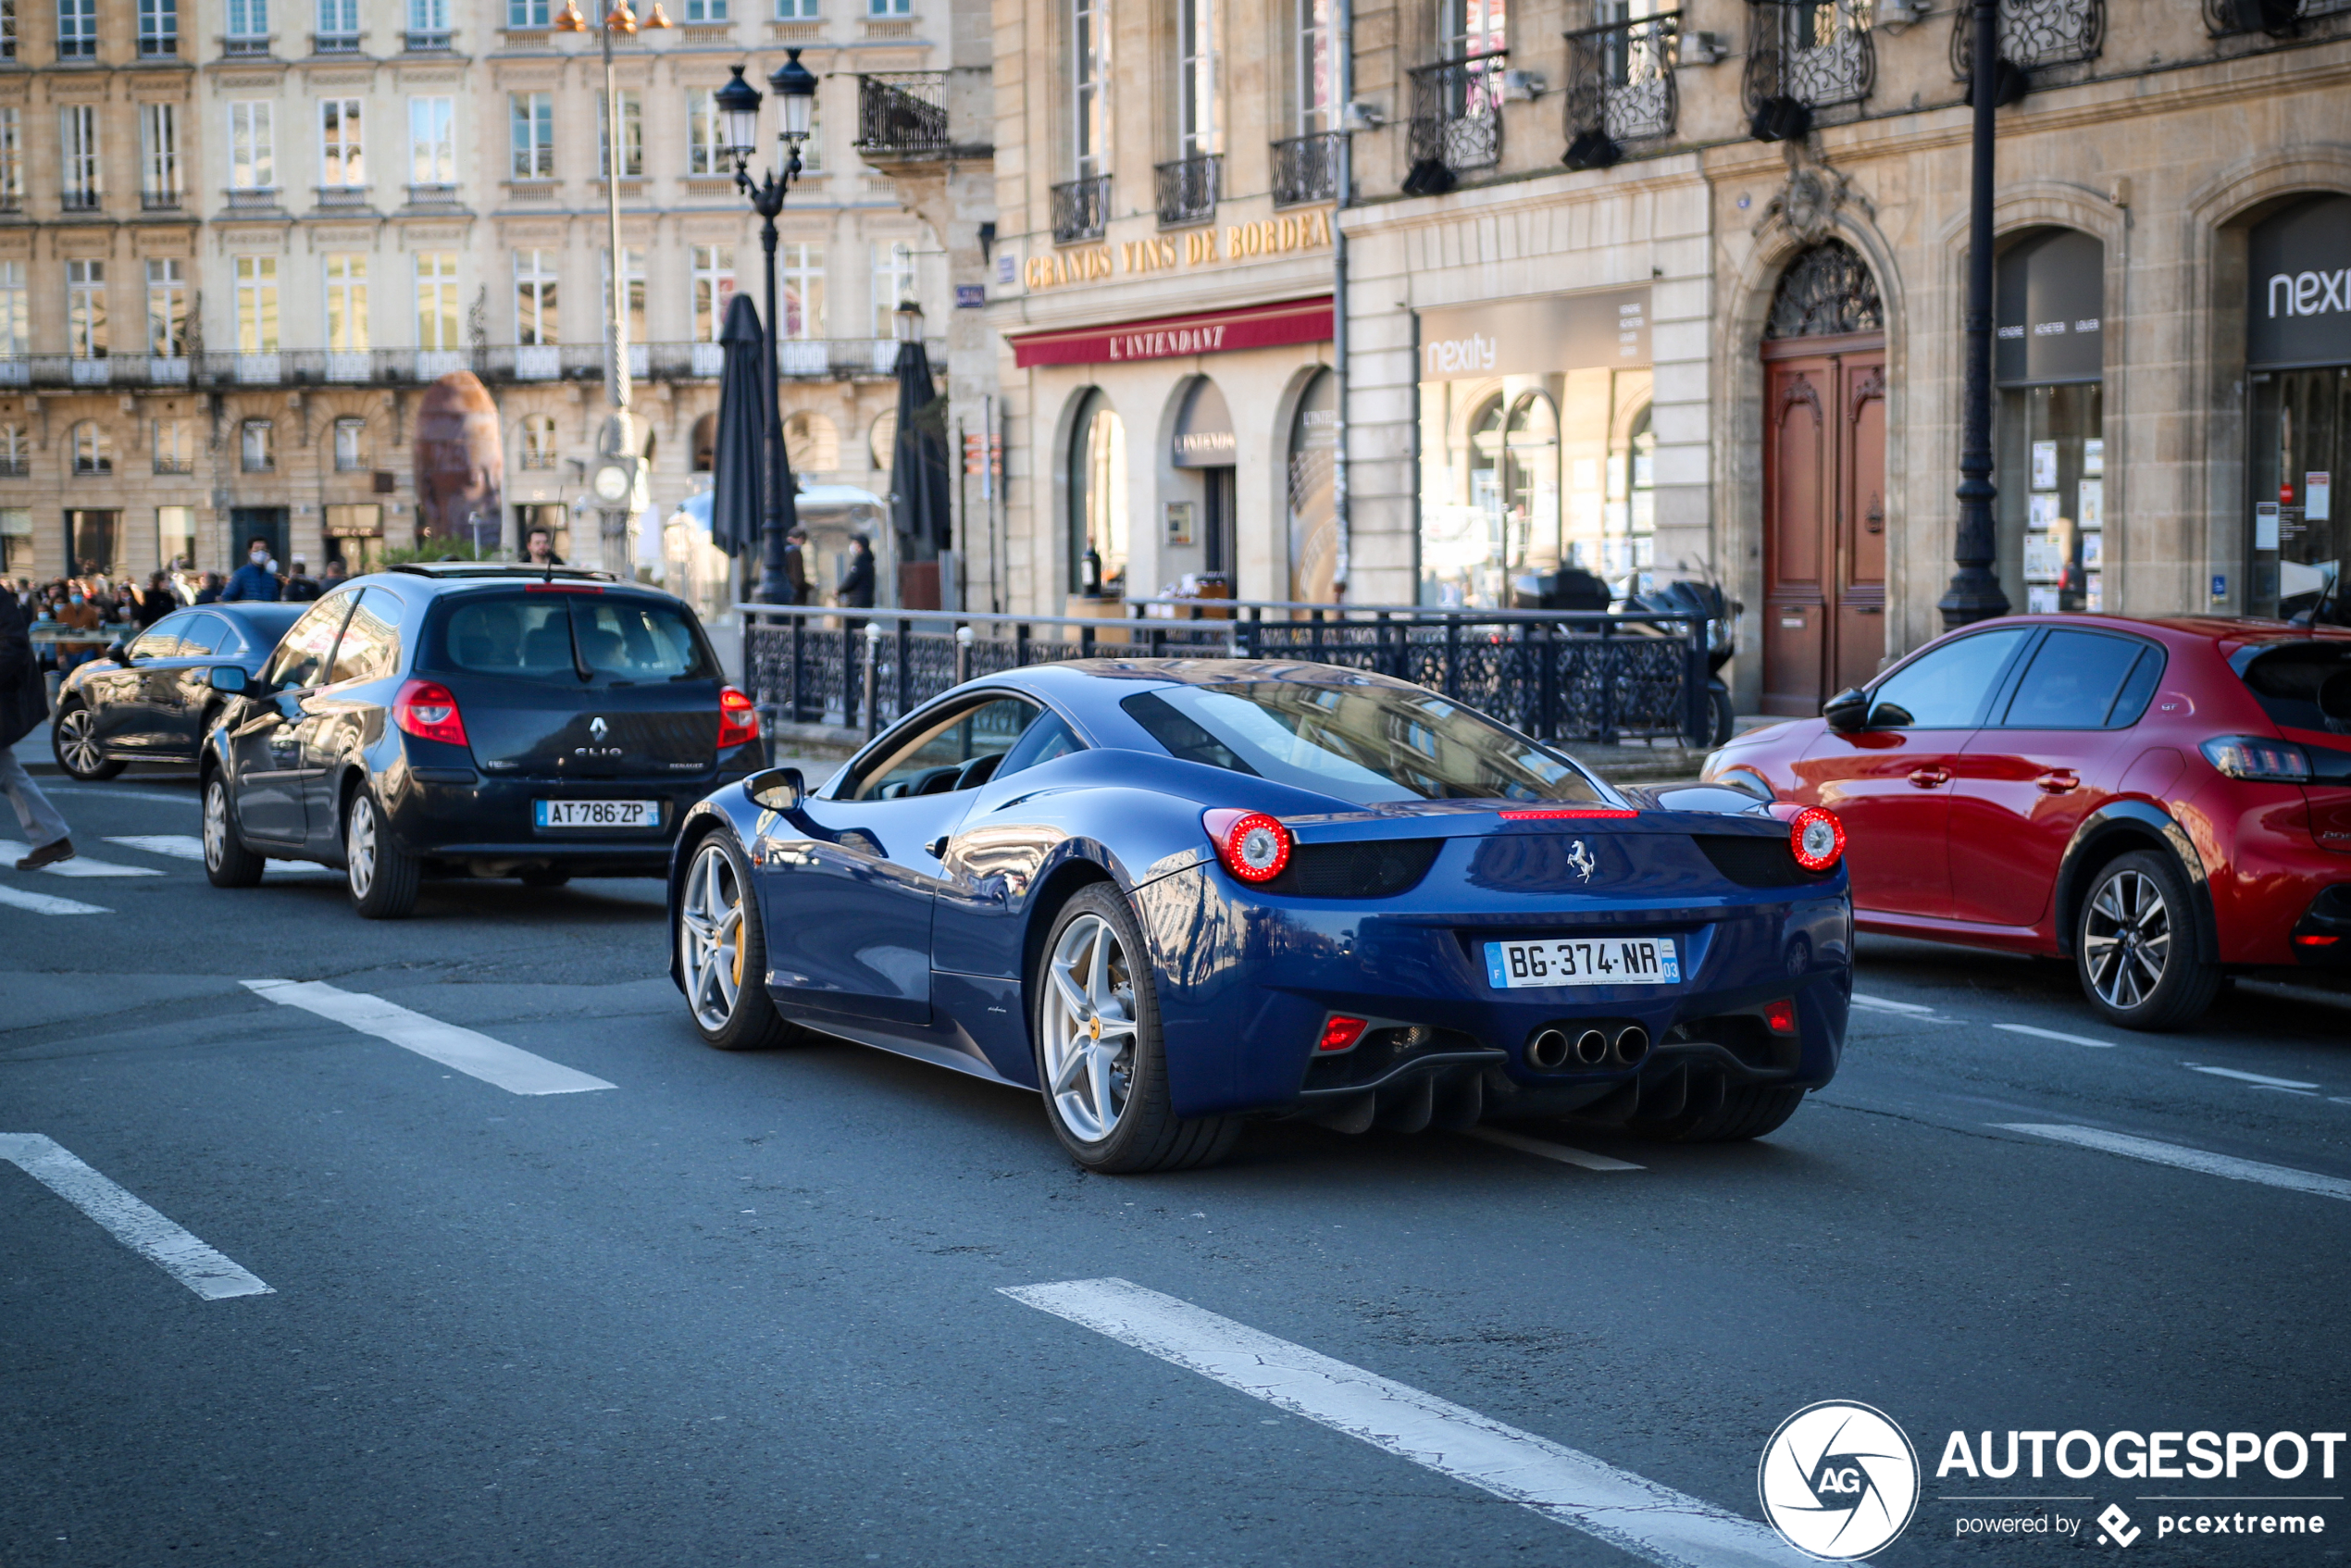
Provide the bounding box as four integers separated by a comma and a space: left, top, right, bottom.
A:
1566, 839, 1597, 882
1758, 1400, 1920, 1561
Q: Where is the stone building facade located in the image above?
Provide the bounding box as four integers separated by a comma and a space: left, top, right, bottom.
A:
1, 0, 951, 587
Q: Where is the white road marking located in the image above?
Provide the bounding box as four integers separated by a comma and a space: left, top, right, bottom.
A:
242, 978, 616, 1095
2183, 1064, 2320, 1089
1994, 1023, 2118, 1049
0, 841, 162, 877
1002, 1278, 1808, 1568
1996, 1124, 2351, 1203
0, 883, 109, 915
40, 784, 200, 804
1850, 992, 1934, 1014
0, 1134, 273, 1300
104, 834, 339, 877
1466, 1126, 1645, 1172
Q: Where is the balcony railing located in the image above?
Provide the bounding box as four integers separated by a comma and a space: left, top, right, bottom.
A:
153, 456, 195, 475
1565, 12, 1679, 161
1952, 0, 2102, 75
1271, 132, 1341, 207
0, 457, 28, 478
2200, 0, 2347, 36
1051, 174, 1111, 243
141, 189, 182, 211
404, 182, 463, 207
220, 32, 272, 54
0, 193, 19, 215
1744, 0, 1872, 130
137, 32, 177, 55
224, 187, 280, 211
61, 189, 102, 213
0, 344, 950, 392
1408, 50, 1507, 189
404, 28, 453, 48
855, 71, 951, 157
316, 186, 371, 208
313, 29, 361, 50
1153, 153, 1220, 227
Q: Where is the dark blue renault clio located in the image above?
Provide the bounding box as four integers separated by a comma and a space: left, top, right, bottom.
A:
201, 563, 763, 917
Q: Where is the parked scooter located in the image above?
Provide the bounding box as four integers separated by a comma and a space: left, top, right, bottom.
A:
1621, 579, 1742, 746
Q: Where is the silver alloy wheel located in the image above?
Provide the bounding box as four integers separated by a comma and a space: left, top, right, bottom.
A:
2084, 867, 2170, 1010
56, 707, 101, 775
1040, 912, 1138, 1142
679, 841, 746, 1031
203, 778, 230, 870
346, 793, 378, 901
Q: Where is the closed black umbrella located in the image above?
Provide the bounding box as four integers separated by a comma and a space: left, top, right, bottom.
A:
708, 292, 768, 561
889, 333, 952, 557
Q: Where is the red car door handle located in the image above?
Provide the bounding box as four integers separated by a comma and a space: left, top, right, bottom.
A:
2036, 770, 2080, 793
1907, 767, 1949, 788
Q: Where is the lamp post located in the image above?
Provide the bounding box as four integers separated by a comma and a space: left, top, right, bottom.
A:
716, 51, 818, 605
555, 0, 671, 570
1937, 0, 2010, 629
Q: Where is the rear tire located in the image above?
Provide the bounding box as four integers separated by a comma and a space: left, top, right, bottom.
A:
344, 789, 419, 919
678, 834, 797, 1051
2075, 849, 2220, 1030
1706, 680, 1735, 747
51, 703, 124, 780
1032, 884, 1240, 1174
1627, 1079, 1806, 1143
202, 773, 265, 889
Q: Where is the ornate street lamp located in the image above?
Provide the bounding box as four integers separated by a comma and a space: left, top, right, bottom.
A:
1937, 0, 2012, 628
555, 0, 671, 569
720, 51, 819, 604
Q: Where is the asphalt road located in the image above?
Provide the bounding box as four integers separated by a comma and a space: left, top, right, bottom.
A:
6, 773, 2351, 1567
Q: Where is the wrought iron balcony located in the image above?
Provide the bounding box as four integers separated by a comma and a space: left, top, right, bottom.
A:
855, 71, 951, 157
141, 189, 181, 211
316, 186, 371, 208
220, 32, 272, 55
1271, 132, 1341, 207
0, 457, 28, 478
1951, 0, 2101, 75
312, 30, 361, 50
60, 190, 101, 213
1051, 174, 1111, 243
137, 32, 177, 55
224, 187, 280, 211
1564, 12, 1679, 166
2204, 0, 2350, 35
1407, 50, 1507, 193
1744, 0, 1872, 138
1153, 153, 1220, 227
403, 28, 453, 49
404, 182, 463, 208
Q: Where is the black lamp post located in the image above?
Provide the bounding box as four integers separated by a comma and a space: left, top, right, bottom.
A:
1937, 0, 2011, 629
718, 51, 818, 605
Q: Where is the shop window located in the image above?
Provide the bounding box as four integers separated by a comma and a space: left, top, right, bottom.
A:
1067, 389, 1127, 598
1994, 227, 2105, 615
2247, 195, 2351, 621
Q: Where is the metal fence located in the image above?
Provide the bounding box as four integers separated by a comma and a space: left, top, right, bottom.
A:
740, 600, 1710, 749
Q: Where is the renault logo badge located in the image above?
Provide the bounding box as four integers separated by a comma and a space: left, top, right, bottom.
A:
589, 716, 608, 741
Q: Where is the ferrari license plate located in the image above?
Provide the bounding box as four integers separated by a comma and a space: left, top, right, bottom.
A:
1484, 937, 1680, 989
535, 799, 658, 830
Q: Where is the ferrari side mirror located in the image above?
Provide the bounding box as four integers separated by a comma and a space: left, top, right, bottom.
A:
1822, 686, 1871, 733
748, 765, 804, 812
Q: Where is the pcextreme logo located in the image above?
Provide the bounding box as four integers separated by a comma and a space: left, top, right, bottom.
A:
1759, 1401, 1922, 1561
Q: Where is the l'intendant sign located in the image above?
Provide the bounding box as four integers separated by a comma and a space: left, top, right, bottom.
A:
1416, 287, 1651, 380
1008, 297, 1332, 368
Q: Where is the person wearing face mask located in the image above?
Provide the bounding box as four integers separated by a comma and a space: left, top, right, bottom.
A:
219, 537, 283, 602
52, 585, 100, 673
0, 581, 73, 869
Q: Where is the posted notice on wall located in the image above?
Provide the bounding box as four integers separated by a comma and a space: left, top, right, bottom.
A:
2256, 502, 2282, 550
2308, 472, 2332, 522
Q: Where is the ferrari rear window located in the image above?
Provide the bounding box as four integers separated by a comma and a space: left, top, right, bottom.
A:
2236, 641, 2351, 735
1122, 682, 1608, 805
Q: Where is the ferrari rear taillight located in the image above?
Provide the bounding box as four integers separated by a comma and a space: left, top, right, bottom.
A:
393, 678, 468, 747
1318, 1016, 1369, 1053
1203, 808, 1292, 884
1788, 804, 1846, 873
717, 686, 760, 751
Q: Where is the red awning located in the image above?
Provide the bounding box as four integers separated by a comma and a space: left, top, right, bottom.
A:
1009, 296, 1333, 369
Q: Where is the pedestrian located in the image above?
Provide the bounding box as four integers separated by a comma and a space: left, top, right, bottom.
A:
218, 538, 282, 602
135, 572, 175, 628
53, 586, 101, 672
837, 534, 876, 610
193, 570, 224, 604
283, 556, 321, 602
319, 557, 350, 591
524, 526, 564, 568
783, 527, 811, 605
0, 581, 71, 869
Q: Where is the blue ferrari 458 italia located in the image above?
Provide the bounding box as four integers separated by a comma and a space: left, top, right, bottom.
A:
667, 660, 1852, 1172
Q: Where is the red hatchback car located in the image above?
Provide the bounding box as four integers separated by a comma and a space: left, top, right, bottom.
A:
1703, 616, 2351, 1029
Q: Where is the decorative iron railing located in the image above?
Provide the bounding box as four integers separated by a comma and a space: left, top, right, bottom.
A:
312, 29, 361, 49
1271, 131, 1342, 206
1051, 174, 1112, 243
403, 28, 453, 48
2204, 0, 2351, 34
0, 339, 931, 392
1408, 50, 1508, 176
1949, 0, 2102, 73
1154, 153, 1220, 227
740, 600, 1711, 747
1744, 0, 1873, 117
855, 71, 951, 156
1565, 12, 1681, 147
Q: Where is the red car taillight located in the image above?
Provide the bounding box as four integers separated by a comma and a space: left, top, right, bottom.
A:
1319, 1016, 1369, 1053
2201, 735, 2311, 782
717, 686, 760, 751
1765, 998, 1798, 1035
1203, 808, 1292, 884
393, 678, 467, 747
1789, 804, 1846, 872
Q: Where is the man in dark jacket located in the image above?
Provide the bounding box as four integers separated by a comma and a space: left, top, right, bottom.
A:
783, 528, 811, 605
837, 535, 876, 609
0, 588, 71, 868
218, 538, 282, 602
282, 556, 321, 602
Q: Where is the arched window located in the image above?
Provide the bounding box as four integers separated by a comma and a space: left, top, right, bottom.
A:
70, 420, 111, 476
1286, 367, 1337, 602
1067, 389, 1126, 597
518, 414, 557, 469
332, 417, 367, 471
1764, 239, 1882, 340
690, 411, 716, 473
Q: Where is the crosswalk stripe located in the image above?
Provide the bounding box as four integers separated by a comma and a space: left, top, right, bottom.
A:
0, 883, 109, 915
104, 836, 342, 877
243, 978, 616, 1096
0, 841, 162, 877
1003, 1278, 1809, 1568
0, 1134, 273, 1300
1466, 1126, 1644, 1171
1996, 1123, 2351, 1203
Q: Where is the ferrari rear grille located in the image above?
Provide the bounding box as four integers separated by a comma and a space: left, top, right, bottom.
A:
1267, 839, 1443, 899
1693, 834, 1832, 890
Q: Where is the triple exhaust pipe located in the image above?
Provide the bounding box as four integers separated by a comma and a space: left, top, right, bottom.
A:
1527, 1023, 1649, 1071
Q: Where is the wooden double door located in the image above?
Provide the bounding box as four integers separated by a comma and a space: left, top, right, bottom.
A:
1760, 333, 1886, 716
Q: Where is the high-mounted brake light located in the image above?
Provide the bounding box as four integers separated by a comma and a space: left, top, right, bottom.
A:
1788, 804, 1846, 873
524, 582, 605, 594
393, 678, 468, 748
1203, 808, 1292, 884
1498, 807, 1639, 820
717, 686, 761, 751
1318, 1016, 1369, 1053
